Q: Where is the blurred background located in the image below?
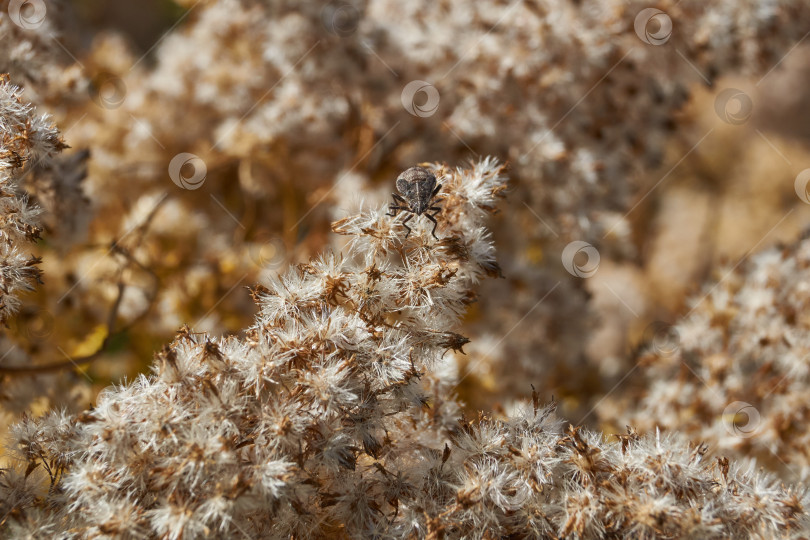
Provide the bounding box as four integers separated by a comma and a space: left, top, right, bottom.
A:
4, 0, 810, 477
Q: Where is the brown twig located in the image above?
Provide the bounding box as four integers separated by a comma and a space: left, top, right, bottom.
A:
0, 197, 167, 375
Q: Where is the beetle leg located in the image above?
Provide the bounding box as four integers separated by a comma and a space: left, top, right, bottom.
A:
431, 183, 442, 197
387, 204, 407, 217
388, 194, 411, 217
425, 212, 439, 240
402, 213, 413, 238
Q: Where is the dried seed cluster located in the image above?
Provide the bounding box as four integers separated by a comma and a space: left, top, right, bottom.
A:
615, 236, 810, 476
3, 160, 808, 538
0, 76, 65, 324
3, 1, 810, 538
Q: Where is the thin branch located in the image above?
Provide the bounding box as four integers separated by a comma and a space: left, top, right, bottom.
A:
0, 197, 166, 375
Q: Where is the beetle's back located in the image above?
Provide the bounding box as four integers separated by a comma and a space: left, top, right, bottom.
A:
396, 166, 436, 214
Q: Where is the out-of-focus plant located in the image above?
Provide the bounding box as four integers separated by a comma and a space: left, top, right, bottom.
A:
0, 76, 62, 323
609, 234, 810, 480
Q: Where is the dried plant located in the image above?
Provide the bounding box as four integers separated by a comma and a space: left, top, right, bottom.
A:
3, 1, 810, 537
0, 75, 66, 324
3, 0, 810, 418
1, 159, 806, 538
609, 234, 810, 481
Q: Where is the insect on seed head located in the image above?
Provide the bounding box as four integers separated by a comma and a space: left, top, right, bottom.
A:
396, 166, 437, 215
387, 165, 443, 239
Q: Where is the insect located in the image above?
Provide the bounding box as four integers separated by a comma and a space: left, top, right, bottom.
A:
386, 166, 443, 239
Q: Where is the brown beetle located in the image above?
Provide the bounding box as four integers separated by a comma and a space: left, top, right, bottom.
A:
386, 166, 443, 239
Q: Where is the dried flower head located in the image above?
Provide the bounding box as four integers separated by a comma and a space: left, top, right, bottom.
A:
2, 160, 808, 538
